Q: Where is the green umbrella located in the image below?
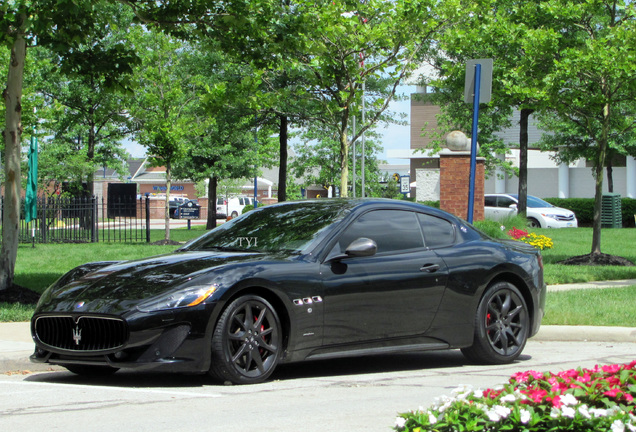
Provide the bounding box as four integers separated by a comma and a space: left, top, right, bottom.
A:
25, 132, 38, 223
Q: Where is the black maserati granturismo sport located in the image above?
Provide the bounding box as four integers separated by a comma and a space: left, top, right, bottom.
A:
31, 199, 546, 384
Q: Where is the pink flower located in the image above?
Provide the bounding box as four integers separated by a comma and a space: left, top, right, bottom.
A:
576, 373, 592, 384
603, 388, 622, 398
522, 388, 547, 403
602, 364, 622, 374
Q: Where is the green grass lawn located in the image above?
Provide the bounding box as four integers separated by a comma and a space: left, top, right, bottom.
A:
2, 225, 636, 324
538, 227, 636, 284
543, 286, 636, 327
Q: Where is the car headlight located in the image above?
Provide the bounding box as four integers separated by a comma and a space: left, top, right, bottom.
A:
541, 213, 560, 220
137, 284, 218, 312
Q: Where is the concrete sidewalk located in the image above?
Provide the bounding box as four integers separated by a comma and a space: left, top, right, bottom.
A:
1, 280, 635, 374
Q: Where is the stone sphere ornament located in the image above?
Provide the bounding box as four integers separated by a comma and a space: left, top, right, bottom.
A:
445, 130, 478, 152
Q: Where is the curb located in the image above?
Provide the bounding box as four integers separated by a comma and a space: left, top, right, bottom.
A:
534, 325, 636, 343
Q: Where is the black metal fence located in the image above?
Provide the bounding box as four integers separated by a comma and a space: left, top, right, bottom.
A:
1, 195, 151, 244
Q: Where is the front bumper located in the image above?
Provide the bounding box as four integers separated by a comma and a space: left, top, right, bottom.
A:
30, 303, 219, 373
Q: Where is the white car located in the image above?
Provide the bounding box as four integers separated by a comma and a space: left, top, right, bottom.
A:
219, 196, 257, 218
484, 194, 577, 228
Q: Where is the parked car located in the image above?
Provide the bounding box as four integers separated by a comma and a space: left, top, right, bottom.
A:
219, 196, 257, 218
31, 199, 546, 384
215, 197, 227, 219
484, 193, 578, 228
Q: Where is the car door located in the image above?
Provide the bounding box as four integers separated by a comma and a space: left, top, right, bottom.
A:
320, 209, 448, 346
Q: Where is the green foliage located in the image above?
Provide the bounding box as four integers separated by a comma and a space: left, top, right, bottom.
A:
543, 198, 636, 227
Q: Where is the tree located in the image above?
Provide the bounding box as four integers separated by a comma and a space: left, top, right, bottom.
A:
427, 0, 562, 215
37, 2, 138, 196
529, 0, 636, 259
128, 28, 201, 242
1, 0, 101, 292
290, 0, 456, 196
291, 123, 385, 197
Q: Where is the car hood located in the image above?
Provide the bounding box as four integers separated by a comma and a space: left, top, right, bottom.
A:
36, 251, 285, 315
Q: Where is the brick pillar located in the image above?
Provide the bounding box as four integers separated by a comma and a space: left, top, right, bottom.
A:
439, 152, 485, 221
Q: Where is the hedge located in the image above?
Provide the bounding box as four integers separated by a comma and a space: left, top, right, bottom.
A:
544, 197, 636, 228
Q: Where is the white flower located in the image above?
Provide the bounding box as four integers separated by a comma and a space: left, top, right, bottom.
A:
562, 406, 576, 418
486, 409, 502, 422
494, 405, 511, 419
578, 405, 591, 419
428, 413, 437, 424
520, 409, 531, 424
611, 420, 625, 432
341, 11, 356, 18
550, 407, 561, 419
486, 405, 511, 422
590, 408, 608, 417
560, 393, 578, 406
395, 417, 406, 429
474, 389, 484, 398
500, 394, 516, 403
627, 423, 636, 432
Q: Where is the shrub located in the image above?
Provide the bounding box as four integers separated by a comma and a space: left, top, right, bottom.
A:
395, 361, 636, 432
544, 197, 636, 227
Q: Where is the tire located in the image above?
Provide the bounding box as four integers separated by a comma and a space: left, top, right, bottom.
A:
527, 217, 541, 228
231, 211, 239, 218
461, 282, 529, 364
209, 295, 282, 384
65, 365, 119, 376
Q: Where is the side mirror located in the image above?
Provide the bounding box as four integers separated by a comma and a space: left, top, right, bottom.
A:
345, 237, 377, 257
509, 204, 518, 210
328, 237, 378, 262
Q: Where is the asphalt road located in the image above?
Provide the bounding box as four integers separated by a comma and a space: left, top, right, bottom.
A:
1, 340, 634, 432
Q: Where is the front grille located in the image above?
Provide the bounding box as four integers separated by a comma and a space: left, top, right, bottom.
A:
555, 215, 575, 221
35, 315, 128, 352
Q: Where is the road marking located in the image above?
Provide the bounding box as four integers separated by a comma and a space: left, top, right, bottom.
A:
0, 379, 222, 398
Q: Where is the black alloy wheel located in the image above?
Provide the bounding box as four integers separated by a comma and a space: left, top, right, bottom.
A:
462, 282, 529, 364
209, 295, 282, 384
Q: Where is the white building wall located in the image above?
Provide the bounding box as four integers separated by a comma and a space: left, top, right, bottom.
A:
415, 169, 440, 201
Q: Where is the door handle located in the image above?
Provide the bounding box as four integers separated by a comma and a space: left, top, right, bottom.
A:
420, 263, 440, 273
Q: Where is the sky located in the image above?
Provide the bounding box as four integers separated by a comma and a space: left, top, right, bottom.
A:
123, 84, 416, 166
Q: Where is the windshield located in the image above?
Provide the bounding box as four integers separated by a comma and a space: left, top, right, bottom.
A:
509, 194, 553, 208
183, 201, 351, 253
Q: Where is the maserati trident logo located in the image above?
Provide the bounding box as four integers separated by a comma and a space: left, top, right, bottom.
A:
72, 325, 82, 345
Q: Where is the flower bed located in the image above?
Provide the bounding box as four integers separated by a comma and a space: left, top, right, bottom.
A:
508, 227, 553, 250
395, 361, 636, 431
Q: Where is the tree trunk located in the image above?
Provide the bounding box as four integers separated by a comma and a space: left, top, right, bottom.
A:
164, 161, 171, 241
517, 108, 533, 217
591, 104, 610, 255
206, 176, 218, 230
606, 158, 614, 193
339, 131, 349, 198
0, 26, 27, 292
278, 115, 288, 202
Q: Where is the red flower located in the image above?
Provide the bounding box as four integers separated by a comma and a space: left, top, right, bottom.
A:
604, 388, 622, 398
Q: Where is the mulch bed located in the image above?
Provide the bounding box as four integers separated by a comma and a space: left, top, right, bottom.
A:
557, 253, 635, 267
0, 284, 41, 305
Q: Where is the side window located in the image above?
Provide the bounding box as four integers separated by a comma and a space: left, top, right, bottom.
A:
484, 196, 496, 207
497, 196, 516, 208
417, 213, 455, 249
338, 210, 424, 254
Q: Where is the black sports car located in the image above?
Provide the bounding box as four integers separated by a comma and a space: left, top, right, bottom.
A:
31, 199, 546, 384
